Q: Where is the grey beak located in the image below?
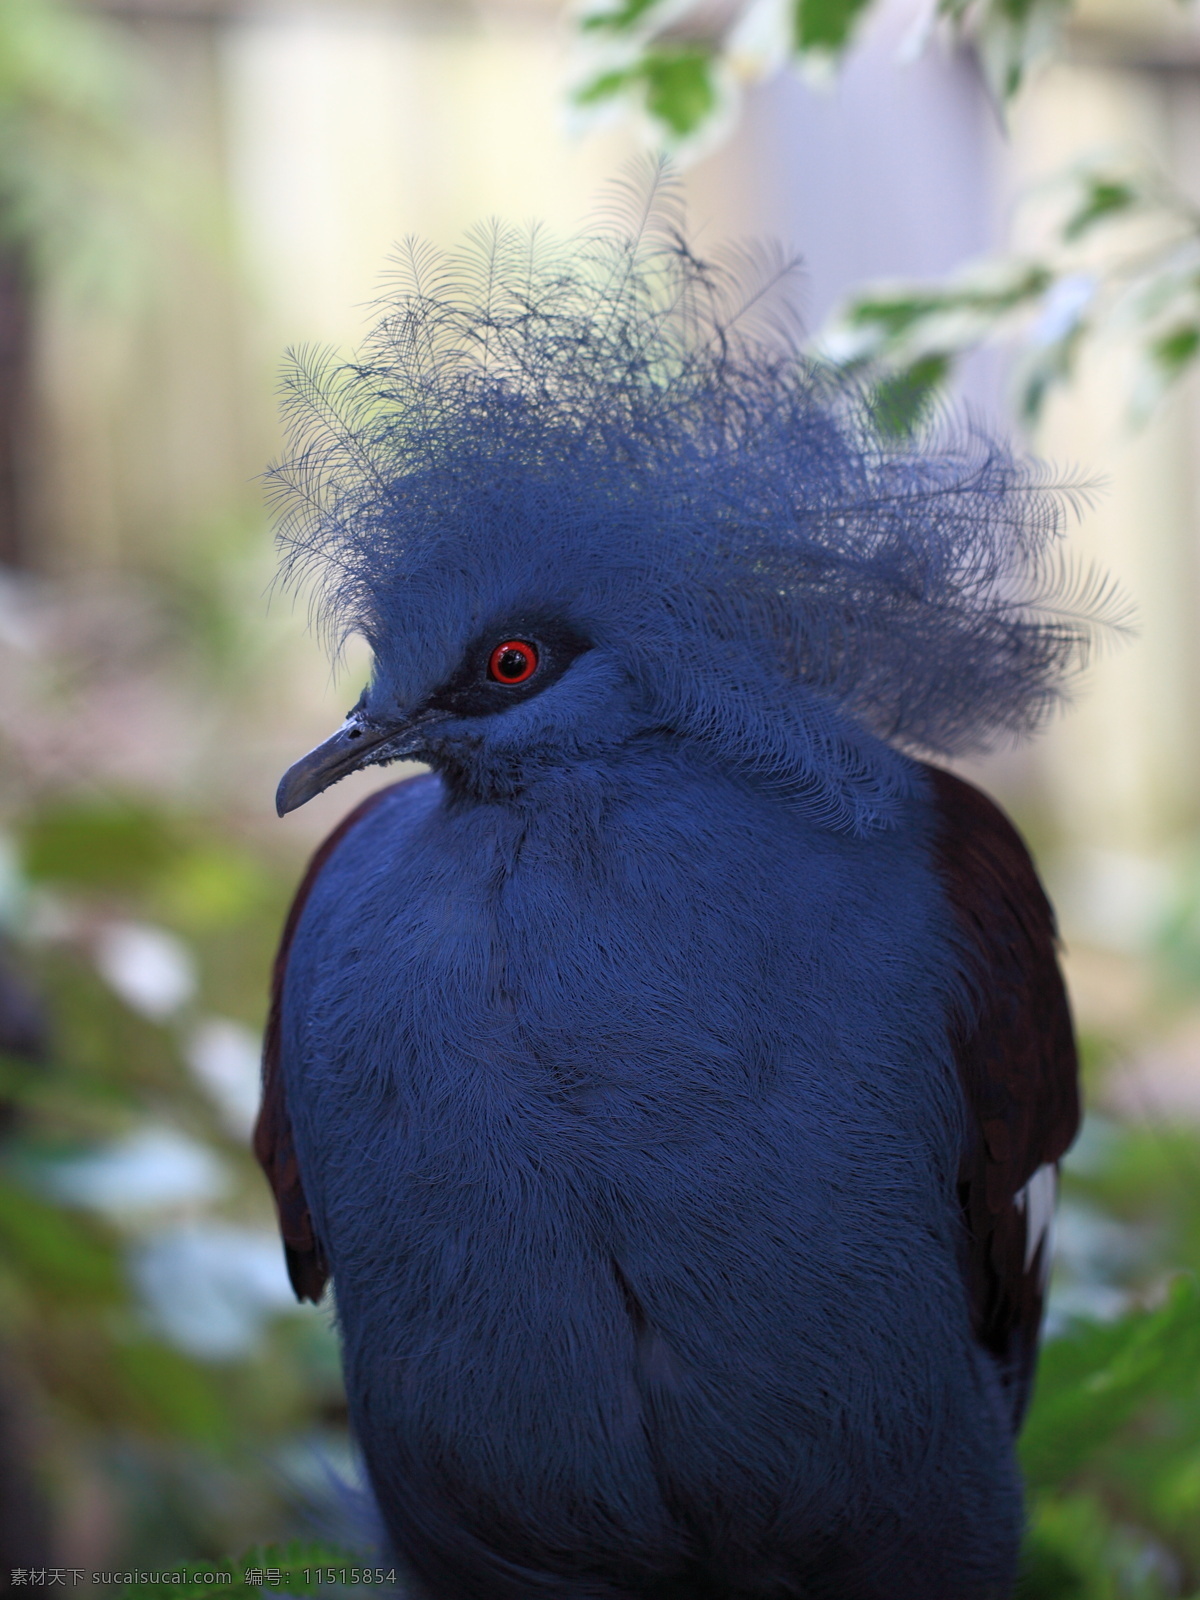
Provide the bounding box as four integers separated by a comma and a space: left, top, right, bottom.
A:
276, 713, 404, 816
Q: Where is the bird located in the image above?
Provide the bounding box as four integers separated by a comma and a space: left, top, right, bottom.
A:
256, 167, 1107, 1600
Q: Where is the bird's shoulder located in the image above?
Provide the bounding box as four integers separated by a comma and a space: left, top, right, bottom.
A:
923, 762, 1080, 1426
254, 774, 432, 1301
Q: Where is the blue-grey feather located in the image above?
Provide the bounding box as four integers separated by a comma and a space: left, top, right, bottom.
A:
283, 763, 1022, 1597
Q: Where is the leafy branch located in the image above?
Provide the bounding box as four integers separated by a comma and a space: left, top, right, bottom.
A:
569, 0, 1076, 147
568, 3, 1200, 430
814, 162, 1200, 431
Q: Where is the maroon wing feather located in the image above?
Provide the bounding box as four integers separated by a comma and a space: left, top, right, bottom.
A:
925, 764, 1080, 1427
255, 785, 401, 1303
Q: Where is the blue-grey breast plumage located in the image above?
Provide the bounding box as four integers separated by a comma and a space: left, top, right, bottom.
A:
257, 167, 1112, 1599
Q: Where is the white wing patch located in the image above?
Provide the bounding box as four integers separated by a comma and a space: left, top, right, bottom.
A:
1014, 1162, 1058, 1287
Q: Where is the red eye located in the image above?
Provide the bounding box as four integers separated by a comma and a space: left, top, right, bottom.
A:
488, 639, 539, 684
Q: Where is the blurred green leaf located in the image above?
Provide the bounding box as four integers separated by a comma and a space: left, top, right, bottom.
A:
1150, 324, 1200, 380
642, 48, 718, 137
870, 354, 950, 436
1017, 331, 1084, 426
21, 796, 184, 894
37, 951, 179, 1101
152, 845, 275, 935
580, 0, 662, 33
577, 0, 1200, 421
0, 1046, 42, 1107
575, 46, 720, 139
1064, 179, 1139, 243
1018, 1492, 1117, 1598
1064, 1122, 1200, 1232
571, 0, 1076, 150
0, 768, 335, 1564
792, 0, 874, 55
829, 263, 1054, 368
817, 161, 1200, 426
845, 290, 952, 335
0, 1168, 120, 1298
1016, 1489, 1182, 1599
1022, 1277, 1200, 1489
573, 67, 636, 109
109, 1336, 237, 1449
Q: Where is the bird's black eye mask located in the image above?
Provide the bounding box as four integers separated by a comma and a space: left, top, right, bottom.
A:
419, 617, 592, 720
275, 618, 592, 814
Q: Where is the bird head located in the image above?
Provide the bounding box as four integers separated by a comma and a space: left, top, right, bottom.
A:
273, 166, 1116, 832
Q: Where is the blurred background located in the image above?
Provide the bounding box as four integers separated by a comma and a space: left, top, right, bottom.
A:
4, 0, 1200, 1592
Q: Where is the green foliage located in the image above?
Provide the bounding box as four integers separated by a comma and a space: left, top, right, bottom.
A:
1004, 1109, 1200, 1597
108, 1339, 240, 1451
0, 1168, 120, 1297
639, 48, 720, 136
792, 0, 874, 57
569, 0, 1074, 149
818, 162, 1200, 427
570, 0, 727, 142
21, 798, 186, 895
870, 353, 951, 435
18, 795, 278, 936
0, 782, 343, 1565
567, 6, 1200, 424
1154, 855, 1200, 996
939, 0, 1074, 104
574, 44, 720, 138
1017, 1491, 1182, 1600
1063, 178, 1139, 244
841, 263, 1057, 339
579, 0, 663, 33
1021, 1278, 1200, 1490
1151, 325, 1200, 382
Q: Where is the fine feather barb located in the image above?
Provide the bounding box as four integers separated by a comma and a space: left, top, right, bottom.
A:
267, 163, 1125, 767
